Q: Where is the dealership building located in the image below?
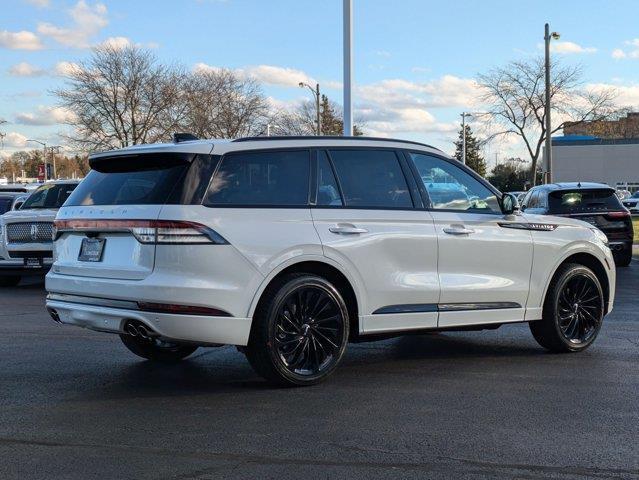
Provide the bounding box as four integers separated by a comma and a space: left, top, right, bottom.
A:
549, 136, 639, 192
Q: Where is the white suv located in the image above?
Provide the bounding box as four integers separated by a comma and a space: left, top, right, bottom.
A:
45, 137, 615, 385
0, 180, 79, 286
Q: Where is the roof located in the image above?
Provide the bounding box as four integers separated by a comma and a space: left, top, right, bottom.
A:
89, 136, 444, 160
552, 136, 639, 146
532, 182, 614, 192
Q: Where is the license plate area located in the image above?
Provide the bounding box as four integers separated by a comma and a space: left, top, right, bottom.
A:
79, 238, 105, 262
24, 257, 43, 268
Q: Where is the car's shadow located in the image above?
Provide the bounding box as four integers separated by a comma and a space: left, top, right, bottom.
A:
76, 330, 547, 401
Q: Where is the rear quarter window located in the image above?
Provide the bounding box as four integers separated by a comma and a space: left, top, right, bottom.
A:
204, 150, 310, 206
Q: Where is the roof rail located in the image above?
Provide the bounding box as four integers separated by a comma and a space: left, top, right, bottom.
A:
173, 132, 199, 143
231, 135, 442, 151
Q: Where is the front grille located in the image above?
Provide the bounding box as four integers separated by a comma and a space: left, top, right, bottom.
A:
6, 222, 53, 243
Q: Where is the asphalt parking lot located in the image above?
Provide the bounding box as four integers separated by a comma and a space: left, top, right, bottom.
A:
1, 268, 638, 480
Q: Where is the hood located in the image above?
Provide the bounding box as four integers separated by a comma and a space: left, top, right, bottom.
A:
1, 208, 59, 224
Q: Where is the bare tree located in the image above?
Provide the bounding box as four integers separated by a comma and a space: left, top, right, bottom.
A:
183, 69, 271, 138
275, 95, 364, 136
478, 57, 617, 185
55, 45, 187, 151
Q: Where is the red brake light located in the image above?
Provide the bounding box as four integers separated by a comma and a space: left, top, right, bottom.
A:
606, 211, 630, 219
137, 302, 231, 317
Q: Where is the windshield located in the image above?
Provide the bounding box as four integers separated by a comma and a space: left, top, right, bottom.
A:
632, 191, 639, 198
548, 189, 623, 214
21, 183, 78, 210
0, 197, 13, 214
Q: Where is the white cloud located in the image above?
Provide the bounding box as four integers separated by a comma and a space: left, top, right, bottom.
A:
612, 39, 639, 59
54, 61, 82, 76
98, 36, 158, 50
25, 0, 50, 7
549, 41, 597, 54
14, 106, 77, 126
612, 48, 626, 59
194, 63, 341, 89
587, 82, 639, 107
8, 62, 46, 77
37, 0, 108, 48
0, 30, 43, 50
1, 132, 29, 148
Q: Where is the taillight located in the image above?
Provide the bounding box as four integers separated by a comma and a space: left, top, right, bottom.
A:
53, 219, 228, 245
606, 211, 630, 219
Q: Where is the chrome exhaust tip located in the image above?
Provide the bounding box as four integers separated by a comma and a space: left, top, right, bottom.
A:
123, 320, 158, 339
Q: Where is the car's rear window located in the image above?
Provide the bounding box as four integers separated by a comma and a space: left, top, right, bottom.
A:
65, 153, 217, 206
548, 189, 623, 214
21, 184, 78, 209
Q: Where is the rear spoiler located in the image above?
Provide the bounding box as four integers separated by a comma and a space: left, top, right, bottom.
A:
89, 152, 196, 173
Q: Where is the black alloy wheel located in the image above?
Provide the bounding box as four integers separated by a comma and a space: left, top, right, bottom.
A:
530, 263, 604, 352
556, 273, 603, 344
246, 274, 349, 386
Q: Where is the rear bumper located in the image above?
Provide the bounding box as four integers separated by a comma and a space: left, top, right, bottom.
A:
46, 297, 252, 346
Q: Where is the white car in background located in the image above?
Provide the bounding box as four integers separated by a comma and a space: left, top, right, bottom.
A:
45, 137, 615, 386
0, 180, 79, 286
622, 191, 639, 213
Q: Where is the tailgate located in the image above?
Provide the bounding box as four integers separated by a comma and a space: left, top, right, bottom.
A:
52, 205, 162, 280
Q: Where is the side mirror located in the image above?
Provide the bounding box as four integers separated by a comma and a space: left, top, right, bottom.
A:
501, 193, 520, 215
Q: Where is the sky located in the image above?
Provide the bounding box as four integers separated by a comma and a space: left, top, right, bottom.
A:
1, 0, 639, 167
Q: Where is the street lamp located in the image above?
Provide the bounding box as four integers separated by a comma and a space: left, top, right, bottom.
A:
544, 23, 560, 183
299, 82, 321, 136
26, 139, 47, 181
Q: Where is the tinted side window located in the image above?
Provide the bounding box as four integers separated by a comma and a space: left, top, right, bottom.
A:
205, 150, 310, 206
317, 151, 343, 206
329, 149, 412, 208
410, 153, 500, 213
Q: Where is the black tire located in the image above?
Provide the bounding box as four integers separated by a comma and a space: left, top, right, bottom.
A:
614, 248, 632, 267
245, 273, 350, 386
119, 333, 197, 362
0, 276, 20, 287
529, 263, 604, 353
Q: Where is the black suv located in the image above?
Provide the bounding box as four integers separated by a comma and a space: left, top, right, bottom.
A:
521, 182, 633, 267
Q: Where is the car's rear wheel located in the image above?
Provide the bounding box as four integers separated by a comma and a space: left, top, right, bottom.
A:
530, 263, 604, 352
0, 276, 20, 287
614, 248, 632, 267
119, 332, 197, 362
245, 274, 349, 386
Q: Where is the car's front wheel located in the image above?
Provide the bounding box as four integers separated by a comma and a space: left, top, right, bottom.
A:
245, 274, 350, 386
530, 263, 604, 352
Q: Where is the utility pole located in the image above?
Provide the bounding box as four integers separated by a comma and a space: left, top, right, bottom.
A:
343, 0, 353, 136
49, 146, 62, 179
544, 23, 560, 183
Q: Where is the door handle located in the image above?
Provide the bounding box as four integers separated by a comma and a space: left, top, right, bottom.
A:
329, 224, 368, 235
443, 226, 475, 235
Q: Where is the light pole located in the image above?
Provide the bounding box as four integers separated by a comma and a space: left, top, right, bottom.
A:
49, 145, 61, 179
544, 23, 560, 183
26, 139, 47, 181
460, 112, 473, 165
343, 0, 353, 136
299, 82, 322, 135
